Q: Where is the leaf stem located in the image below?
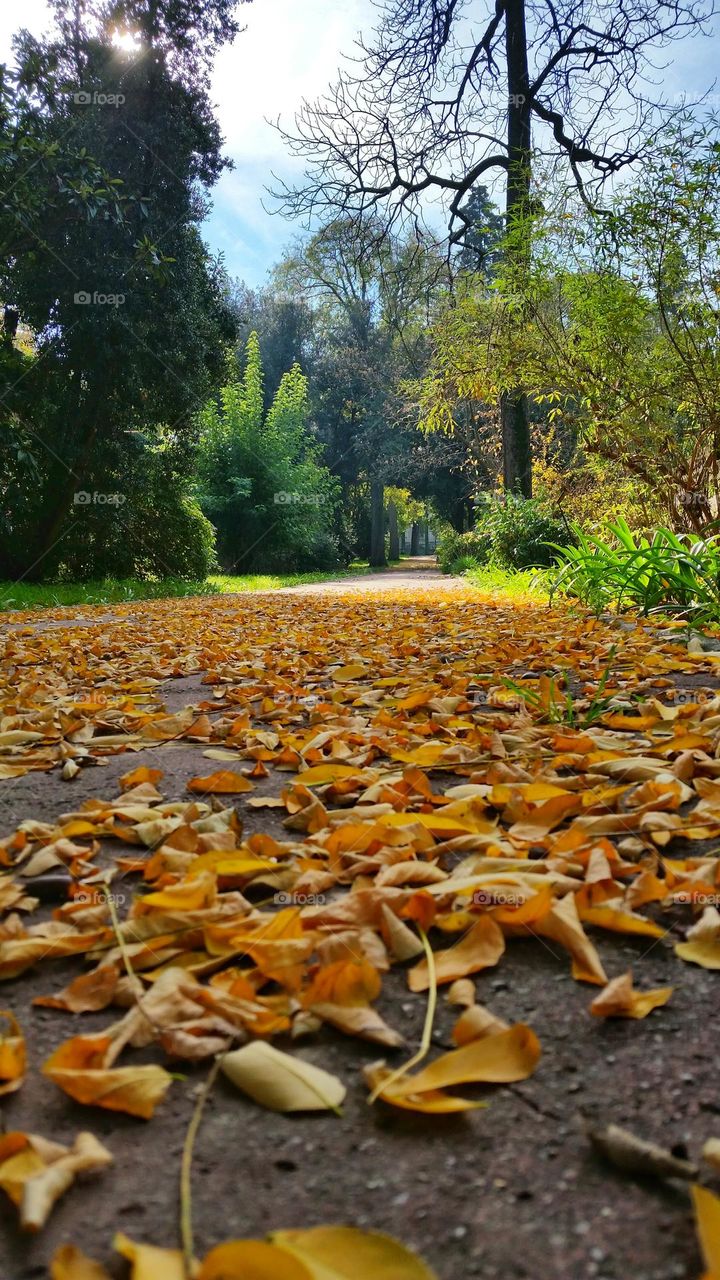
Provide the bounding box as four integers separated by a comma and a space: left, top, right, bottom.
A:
180, 1053, 223, 1277
368, 924, 436, 1104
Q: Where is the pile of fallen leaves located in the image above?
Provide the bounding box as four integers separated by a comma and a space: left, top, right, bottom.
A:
2, 587, 720, 1275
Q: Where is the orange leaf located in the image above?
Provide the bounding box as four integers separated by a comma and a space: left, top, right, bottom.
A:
187, 770, 254, 794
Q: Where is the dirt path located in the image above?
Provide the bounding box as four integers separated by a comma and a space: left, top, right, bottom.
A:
0, 579, 718, 1279
279, 557, 465, 594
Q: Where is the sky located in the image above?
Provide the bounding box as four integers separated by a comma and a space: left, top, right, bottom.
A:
1, 0, 719, 289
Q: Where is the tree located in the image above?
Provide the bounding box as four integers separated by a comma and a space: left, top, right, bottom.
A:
456, 185, 504, 277
232, 281, 316, 410
197, 333, 340, 571
0, 0, 242, 580
276, 219, 447, 565
277, 0, 716, 495
420, 127, 720, 531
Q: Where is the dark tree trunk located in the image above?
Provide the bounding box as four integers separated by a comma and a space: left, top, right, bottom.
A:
410, 522, 420, 555
21, 419, 97, 581
388, 500, 400, 560
369, 478, 387, 567
501, 390, 532, 496
503, 0, 532, 497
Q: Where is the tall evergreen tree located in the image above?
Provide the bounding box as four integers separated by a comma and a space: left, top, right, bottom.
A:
0, 0, 242, 579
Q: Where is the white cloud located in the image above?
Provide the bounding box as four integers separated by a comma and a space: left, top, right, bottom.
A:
2, 1, 718, 285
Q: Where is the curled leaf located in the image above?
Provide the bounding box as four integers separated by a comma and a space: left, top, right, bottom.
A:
43, 1036, 172, 1119
585, 1121, 697, 1180
221, 1041, 346, 1112
0, 1131, 112, 1231
272, 1226, 439, 1279
114, 1233, 186, 1279
407, 914, 505, 991
589, 972, 673, 1020
51, 1245, 112, 1279
676, 906, 720, 969
0, 1010, 26, 1095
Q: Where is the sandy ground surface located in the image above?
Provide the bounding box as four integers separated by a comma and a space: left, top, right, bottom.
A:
0, 564, 718, 1280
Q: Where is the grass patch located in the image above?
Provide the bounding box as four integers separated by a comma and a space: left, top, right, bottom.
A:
464, 564, 551, 600
0, 566, 370, 614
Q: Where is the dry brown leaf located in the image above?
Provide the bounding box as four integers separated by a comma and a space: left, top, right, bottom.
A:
42, 1036, 172, 1119
585, 1121, 697, 1179
407, 914, 505, 991
187, 770, 255, 794
691, 1184, 720, 1280
221, 1041, 346, 1112
0, 1130, 112, 1231
50, 1244, 112, 1279
0, 1010, 26, 1094
589, 972, 673, 1020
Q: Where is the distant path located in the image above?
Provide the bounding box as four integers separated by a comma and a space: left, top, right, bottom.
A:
280, 555, 466, 594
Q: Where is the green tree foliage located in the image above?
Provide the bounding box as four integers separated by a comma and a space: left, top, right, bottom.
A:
197, 333, 340, 572
417, 126, 720, 533
0, 0, 240, 581
455, 186, 504, 279
277, 220, 449, 563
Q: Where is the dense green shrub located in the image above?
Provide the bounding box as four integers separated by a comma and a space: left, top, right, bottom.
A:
552, 519, 720, 621
478, 494, 572, 569
437, 529, 490, 573
439, 495, 571, 573
49, 434, 217, 582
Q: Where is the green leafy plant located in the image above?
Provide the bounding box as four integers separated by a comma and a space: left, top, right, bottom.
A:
478, 493, 573, 570
448, 554, 483, 575
502, 645, 617, 728
551, 519, 720, 621
437, 529, 490, 573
